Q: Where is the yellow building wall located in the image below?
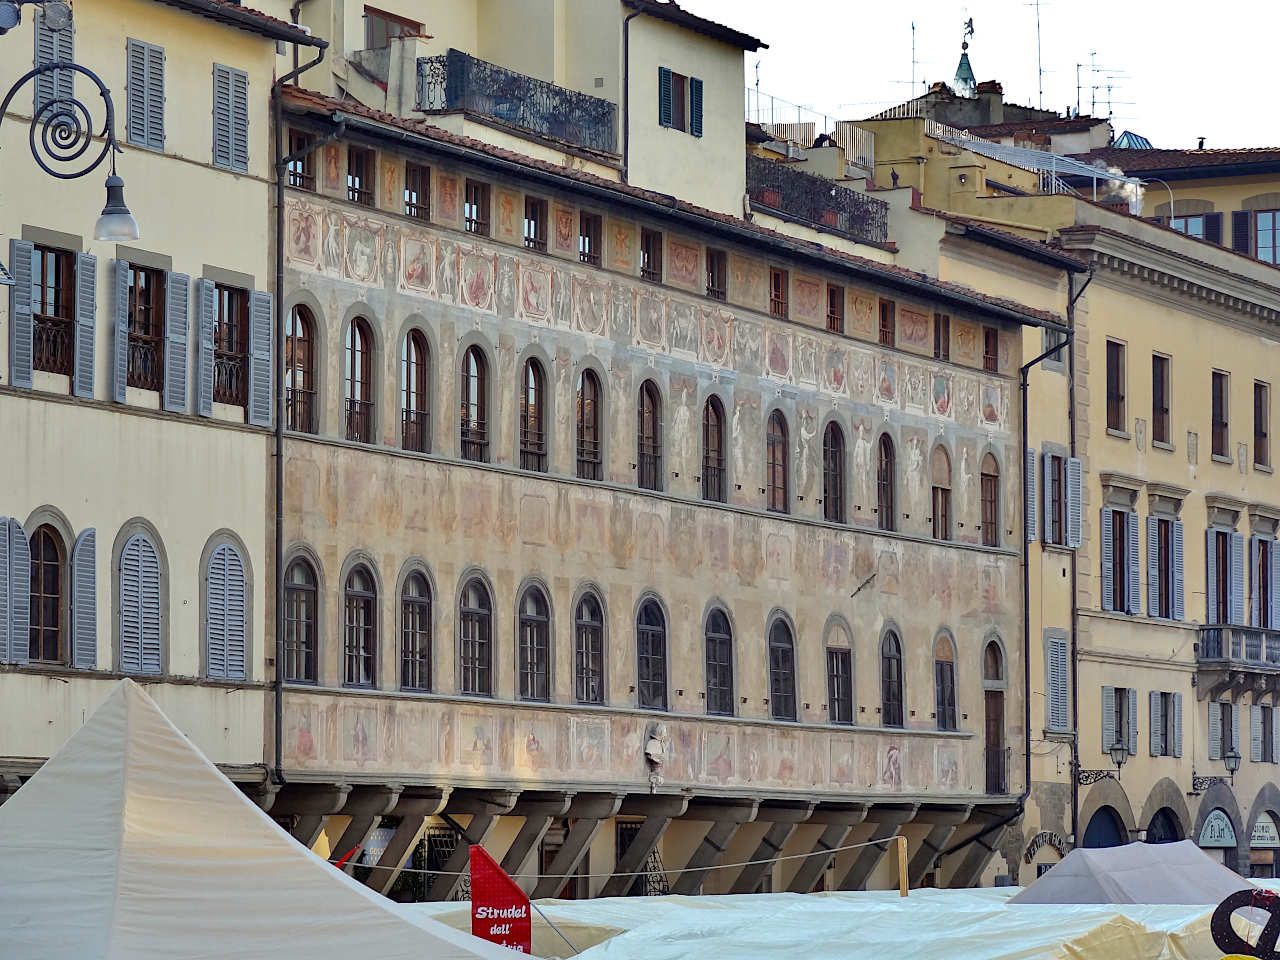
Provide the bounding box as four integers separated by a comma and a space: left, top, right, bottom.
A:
1140, 173, 1280, 220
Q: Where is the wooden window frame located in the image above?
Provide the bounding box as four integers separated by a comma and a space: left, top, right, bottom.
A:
637, 380, 662, 491
1152, 353, 1171, 446
1256, 381, 1270, 468
363, 5, 422, 50
1260, 538, 1273, 630
519, 358, 548, 472
878, 299, 895, 348
1046, 454, 1066, 546
1212, 370, 1229, 459
344, 318, 374, 443
126, 264, 165, 391
523, 195, 548, 252
347, 146, 375, 206
574, 594, 605, 705
827, 647, 853, 725
766, 410, 789, 513
1106, 340, 1126, 432
458, 579, 493, 696
640, 228, 663, 283
576, 370, 603, 481
1111, 509, 1128, 612
517, 587, 551, 702
880, 633, 904, 728
404, 161, 430, 220
400, 572, 432, 691
823, 421, 845, 523
705, 610, 734, 717
934, 642, 957, 732
1258, 210, 1279, 265
706, 248, 727, 301
1215, 529, 1230, 624
877, 434, 895, 531
769, 266, 788, 319
826, 284, 845, 334
283, 559, 317, 683
980, 457, 1000, 547
342, 567, 377, 688
464, 179, 491, 236
31, 244, 75, 377
213, 283, 249, 407
1156, 517, 1173, 620
934, 313, 950, 361
768, 620, 797, 722
400, 330, 430, 452
460, 345, 489, 462
28, 524, 64, 664
982, 326, 999, 373
702, 396, 726, 503
579, 212, 602, 266
636, 600, 667, 710
287, 129, 315, 190
286, 306, 316, 433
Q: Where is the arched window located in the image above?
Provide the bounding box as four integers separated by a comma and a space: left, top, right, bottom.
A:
343, 565, 377, 687
637, 381, 663, 491
283, 558, 317, 683
29, 525, 64, 664
577, 370, 603, 480
401, 330, 430, 452
877, 435, 896, 531
766, 411, 789, 513
934, 633, 957, 731
705, 608, 734, 716
120, 533, 162, 675
880, 631, 903, 727
931, 446, 952, 541
981, 453, 1000, 547
823, 421, 846, 523
768, 618, 797, 721
702, 397, 726, 502
520, 358, 547, 471
401, 572, 431, 691
518, 585, 551, 700
205, 542, 247, 681
826, 624, 854, 725
460, 346, 489, 462
574, 592, 604, 704
459, 578, 493, 695
636, 599, 667, 709
286, 305, 316, 433
344, 318, 373, 443
984, 640, 1005, 684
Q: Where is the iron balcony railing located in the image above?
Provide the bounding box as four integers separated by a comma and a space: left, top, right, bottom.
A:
126, 337, 163, 391
985, 745, 1010, 795
286, 387, 316, 433
402, 408, 429, 453
417, 49, 618, 155
746, 154, 889, 246
1198, 625, 1280, 669
213, 354, 245, 406
345, 398, 373, 443
33, 315, 73, 376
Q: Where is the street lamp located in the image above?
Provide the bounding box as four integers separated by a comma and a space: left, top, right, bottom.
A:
93, 172, 140, 241
1225, 747, 1242, 785
1109, 739, 1128, 780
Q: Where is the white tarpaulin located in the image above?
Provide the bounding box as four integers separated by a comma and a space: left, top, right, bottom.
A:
0, 678, 526, 960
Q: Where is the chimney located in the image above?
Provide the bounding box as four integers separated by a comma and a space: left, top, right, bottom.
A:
1197, 136, 1205, 149
975, 80, 1003, 124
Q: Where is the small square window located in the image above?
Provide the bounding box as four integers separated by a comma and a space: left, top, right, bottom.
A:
769, 267, 788, 318
827, 284, 845, 334
706, 248, 727, 301
465, 179, 490, 236
579, 212, 602, 266
287, 129, 315, 190
641, 228, 663, 283
524, 196, 547, 252
404, 162, 430, 220
347, 146, 375, 206
878, 299, 895, 347
933, 313, 950, 361
983, 326, 999, 372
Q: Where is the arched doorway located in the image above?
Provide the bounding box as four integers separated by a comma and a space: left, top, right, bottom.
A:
1146, 807, 1183, 844
983, 640, 1006, 794
1250, 811, 1280, 878
1083, 805, 1126, 848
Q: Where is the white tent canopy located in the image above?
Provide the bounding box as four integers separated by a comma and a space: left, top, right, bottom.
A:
0, 679, 523, 960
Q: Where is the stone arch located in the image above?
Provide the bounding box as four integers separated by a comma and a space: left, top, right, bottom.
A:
1152, 198, 1216, 217
514, 342, 556, 470
1078, 776, 1138, 843
1137, 776, 1192, 840
513, 573, 556, 700
1193, 782, 1246, 872
282, 541, 327, 685
340, 304, 384, 444
573, 354, 610, 478
284, 288, 328, 434
1243, 193, 1280, 212
1243, 781, 1280, 853
570, 580, 609, 704
394, 556, 438, 692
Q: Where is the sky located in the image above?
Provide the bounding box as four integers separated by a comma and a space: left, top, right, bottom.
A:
684, 0, 1280, 149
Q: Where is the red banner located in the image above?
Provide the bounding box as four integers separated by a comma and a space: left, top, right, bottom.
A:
470, 845, 532, 954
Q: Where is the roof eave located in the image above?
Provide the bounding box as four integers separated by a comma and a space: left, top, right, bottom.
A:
152, 0, 326, 46
622, 0, 767, 51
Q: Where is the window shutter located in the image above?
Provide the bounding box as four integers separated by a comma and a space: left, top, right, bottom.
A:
247, 290, 274, 427
194, 278, 216, 417
1205, 530, 1218, 624
1101, 685, 1115, 752
1273, 707, 1280, 765
1025, 447, 1038, 542
71, 528, 97, 669
212, 64, 233, 169
1173, 693, 1183, 758
1252, 704, 1264, 762
127, 39, 166, 151
120, 534, 162, 675
1065, 457, 1082, 548
206, 545, 228, 679
1127, 687, 1138, 755
1147, 515, 1160, 617
7, 519, 31, 667
1231, 532, 1246, 625
1173, 521, 1185, 621
1204, 212, 1224, 246
1208, 701, 1222, 760
689, 76, 703, 137
226, 548, 246, 681
1271, 543, 1280, 630
230, 67, 249, 172
162, 272, 190, 412
8, 239, 34, 389
1125, 512, 1141, 615
126, 38, 147, 146
1149, 689, 1162, 756
71, 252, 97, 399
1100, 508, 1114, 611
658, 67, 673, 128
1231, 703, 1241, 755
1047, 637, 1068, 731
0, 517, 9, 663
145, 42, 165, 151
1232, 210, 1254, 257
34, 9, 74, 113
112, 259, 130, 403
1252, 536, 1262, 626
1042, 452, 1054, 542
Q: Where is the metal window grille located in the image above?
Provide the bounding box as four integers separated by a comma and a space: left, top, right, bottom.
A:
213, 284, 248, 407
769, 267, 788, 318
826, 284, 844, 333
286, 307, 316, 433
878, 300, 895, 347
31, 245, 74, 376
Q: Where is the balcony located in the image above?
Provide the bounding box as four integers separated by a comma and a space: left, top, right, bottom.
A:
746, 154, 889, 247
417, 49, 618, 155
1198, 625, 1280, 670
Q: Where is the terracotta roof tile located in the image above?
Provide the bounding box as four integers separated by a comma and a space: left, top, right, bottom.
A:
622, 0, 767, 50
153, 0, 324, 45
963, 116, 1107, 139
1071, 147, 1280, 172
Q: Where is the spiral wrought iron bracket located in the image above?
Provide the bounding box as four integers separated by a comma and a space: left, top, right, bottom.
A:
0, 60, 121, 180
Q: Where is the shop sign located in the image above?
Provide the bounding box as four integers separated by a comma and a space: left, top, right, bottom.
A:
1198, 808, 1237, 848
470, 845, 531, 954
1023, 831, 1069, 864
1252, 813, 1280, 849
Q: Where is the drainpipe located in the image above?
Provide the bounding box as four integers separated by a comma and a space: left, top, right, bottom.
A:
621, 10, 642, 184
289, 0, 315, 77
1066, 265, 1094, 846
271, 40, 329, 786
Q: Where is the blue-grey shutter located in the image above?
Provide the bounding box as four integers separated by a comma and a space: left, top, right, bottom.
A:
1252, 536, 1262, 626
1274, 707, 1280, 765
1042, 452, 1055, 543
126, 39, 147, 147
1252, 705, 1264, 762
1127, 687, 1138, 755
1208, 701, 1222, 760
1271, 544, 1280, 630
658, 67, 673, 128
206, 545, 228, 679
1173, 520, 1185, 621
247, 290, 274, 427
1147, 515, 1160, 617
71, 528, 97, 669
162, 272, 189, 412
1101, 685, 1115, 752
34, 9, 74, 114
1206, 530, 1219, 624
1231, 703, 1240, 755
1100, 508, 1114, 611
1047, 637, 1068, 731
1149, 690, 1162, 756
0, 518, 9, 662
73, 252, 96, 398
120, 534, 162, 675
212, 64, 233, 169
145, 43, 165, 150
689, 76, 703, 138
112, 259, 130, 403
231, 67, 249, 172
8, 519, 30, 666
1173, 693, 1183, 758
1231, 532, 1246, 625
127, 39, 165, 151
1025, 447, 1038, 542
1065, 457, 1083, 548
1125, 512, 1141, 615
194, 279, 215, 416
8, 239, 34, 389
